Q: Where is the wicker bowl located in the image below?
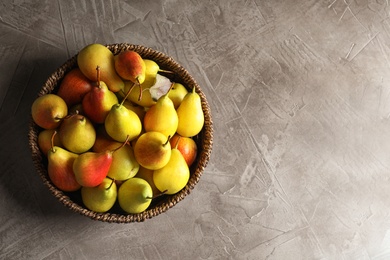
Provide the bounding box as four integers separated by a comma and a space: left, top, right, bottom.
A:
28, 43, 213, 223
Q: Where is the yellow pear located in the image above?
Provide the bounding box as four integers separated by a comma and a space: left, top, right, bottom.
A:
153, 146, 190, 195
176, 87, 204, 137
143, 94, 178, 138
168, 83, 188, 109
77, 43, 124, 92
105, 142, 140, 181
134, 131, 171, 170
59, 113, 96, 154
104, 99, 142, 142
143, 59, 159, 83
143, 59, 173, 85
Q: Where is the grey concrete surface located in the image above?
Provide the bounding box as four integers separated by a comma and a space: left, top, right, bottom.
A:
1, 0, 390, 259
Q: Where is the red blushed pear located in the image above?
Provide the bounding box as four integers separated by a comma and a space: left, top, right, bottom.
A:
57, 68, 93, 107
82, 66, 118, 124
114, 51, 146, 85
47, 131, 81, 192
31, 94, 68, 130
169, 134, 197, 166
73, 136, 130, 187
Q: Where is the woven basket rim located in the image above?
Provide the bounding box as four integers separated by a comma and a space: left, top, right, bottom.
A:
28, 43, 213, 223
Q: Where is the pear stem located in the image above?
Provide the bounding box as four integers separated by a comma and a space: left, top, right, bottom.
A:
120, 82, 135, 106
137, 77, 142, 101
59, 110, 78, 121
96, 66, 101, 88
146, 190, 168, 200
158, 69, 174, 75
50, 130, 57, 153
107, 178, 115, 190
112, 135, 130, 153
163, 135, 171, 147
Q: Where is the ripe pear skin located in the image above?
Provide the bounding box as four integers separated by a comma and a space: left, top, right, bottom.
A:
31, 94, 68, 130
143, 59, 159, 80
59, 114, 96, 154
143, 94, 178, 138
168, 83, 188, 109
81, 177, 117, 213
105, 103, 142, 142
105, 142, 140, 181
153, 148, 190, 195
73, 150, 114, 187
82, 81, 118, 124
118, 177, 153, 214
47, 146, 81, 192
176, 87, 204, 137
134, 132, 171, 170
142, 59, 159, 90
77, 43, 124, 92
114, 51, 146, 84
169, 134, 197, 166
57, 68, 93, 107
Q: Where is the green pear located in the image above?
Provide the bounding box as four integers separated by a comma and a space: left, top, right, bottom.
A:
59, 113, 96, 154
31, 94, 68, 130
176, 87, 204, 137
153, 145, 190, 195
105, 95, 142, 143
143, 94, 178, 138
47, 131, 80, 192
105, 142, 140, 181
118, 177, 153, 214
81, 177, 117, 213
168, 83, 188, 109
77, 43, 124, 92
82, 67, 119, 124
134, 131, 171, 170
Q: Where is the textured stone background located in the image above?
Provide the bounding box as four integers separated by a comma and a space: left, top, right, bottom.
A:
1, 0, 390, 259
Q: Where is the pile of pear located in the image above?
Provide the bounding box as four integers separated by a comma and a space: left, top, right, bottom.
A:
31, 43, 204, 214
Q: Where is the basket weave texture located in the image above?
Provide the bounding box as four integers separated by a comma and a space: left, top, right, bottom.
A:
28, 43, 213, 223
